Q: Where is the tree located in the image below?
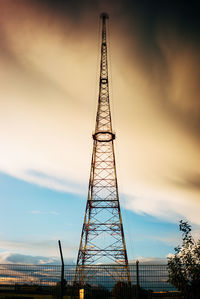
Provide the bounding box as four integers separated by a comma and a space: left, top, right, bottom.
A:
168, 220, 200, 298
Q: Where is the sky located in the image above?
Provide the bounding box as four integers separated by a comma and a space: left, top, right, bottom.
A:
0, 0, 200, 265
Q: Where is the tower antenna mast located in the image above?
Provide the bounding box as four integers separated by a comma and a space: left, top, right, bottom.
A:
75, 13, 130, 284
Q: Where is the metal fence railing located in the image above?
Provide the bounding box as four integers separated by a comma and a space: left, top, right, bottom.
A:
0, 263, 190, 298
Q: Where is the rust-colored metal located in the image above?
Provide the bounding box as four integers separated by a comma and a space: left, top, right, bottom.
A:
74, 13, 130, 285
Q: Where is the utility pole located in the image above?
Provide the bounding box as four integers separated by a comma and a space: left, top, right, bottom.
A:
58, 240, 64, 299
74, 13, 130, 285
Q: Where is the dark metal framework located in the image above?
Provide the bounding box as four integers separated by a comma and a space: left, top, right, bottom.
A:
75, 13, 130, 284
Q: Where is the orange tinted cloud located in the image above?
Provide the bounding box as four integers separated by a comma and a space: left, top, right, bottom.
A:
0, 0, 200, 225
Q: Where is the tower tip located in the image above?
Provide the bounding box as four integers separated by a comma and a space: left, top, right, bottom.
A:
100, 12, 109, 19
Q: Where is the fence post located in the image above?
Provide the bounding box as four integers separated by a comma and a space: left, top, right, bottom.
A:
58, 240, 64, 299
136, 260, 139, 299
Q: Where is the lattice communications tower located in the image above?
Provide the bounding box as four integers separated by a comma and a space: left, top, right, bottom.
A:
75, 13, 130, 283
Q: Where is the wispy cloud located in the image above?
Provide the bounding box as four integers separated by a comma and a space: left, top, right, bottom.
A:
0, 239, 76, 260
0, 252, 66, 265
0, 0, 200, 228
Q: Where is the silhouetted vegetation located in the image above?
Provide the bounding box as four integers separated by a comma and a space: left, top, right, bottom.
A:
112, 281, 132, 299
112, 281, 150, 299
84, 285, 110, 299
168, 220, 200, 298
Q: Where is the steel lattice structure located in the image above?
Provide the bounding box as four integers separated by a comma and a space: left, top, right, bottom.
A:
75, 13, 130, 284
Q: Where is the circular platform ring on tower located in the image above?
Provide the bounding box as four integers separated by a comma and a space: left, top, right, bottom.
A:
93, 131, 115, 142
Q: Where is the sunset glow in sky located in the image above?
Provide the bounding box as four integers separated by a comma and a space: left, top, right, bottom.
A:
0, 0, 200, 264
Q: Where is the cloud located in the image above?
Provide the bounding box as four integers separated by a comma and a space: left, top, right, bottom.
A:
129, 257, 168, 265
22, 170, 86, 194
0, 252, 67, 265
0, 0, 200, 229
170, 172, 200, 191
0, 239, 76, 260
0, 252, 167, 266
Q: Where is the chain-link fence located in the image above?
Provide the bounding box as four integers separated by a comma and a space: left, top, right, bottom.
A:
0, 263, 195, 298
